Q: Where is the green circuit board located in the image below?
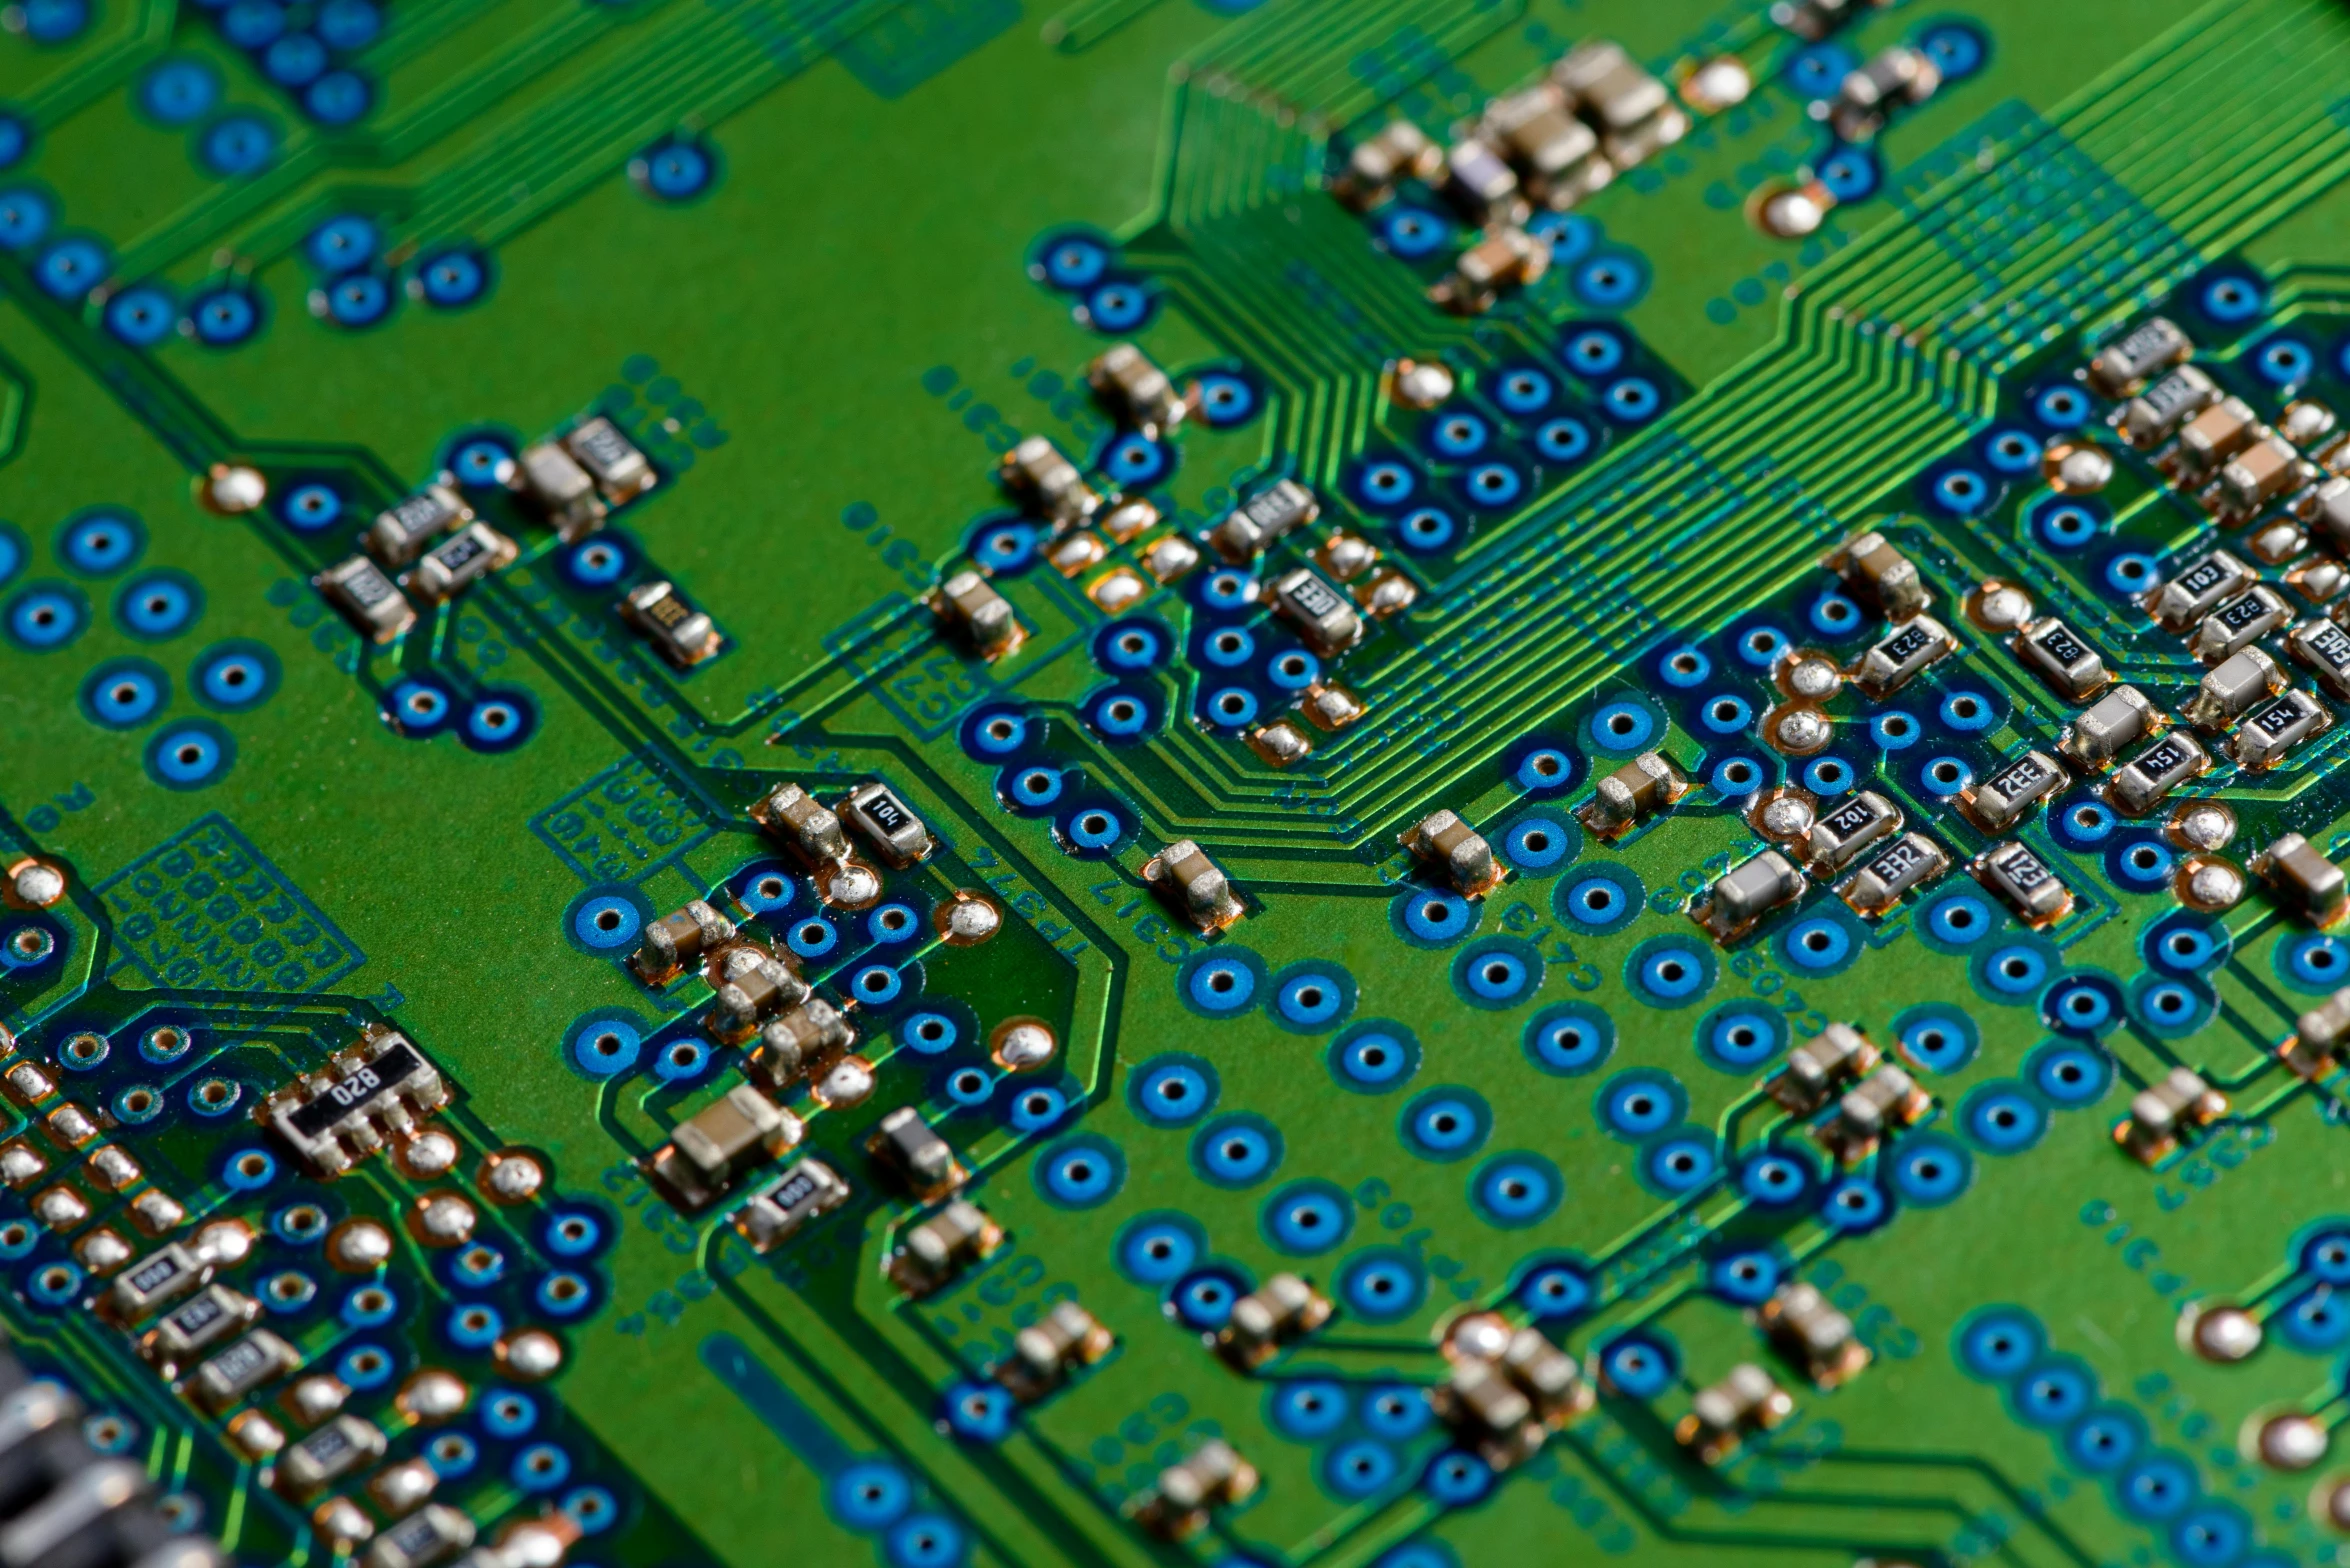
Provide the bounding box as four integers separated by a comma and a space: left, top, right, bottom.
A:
22, 0, 2350, 1565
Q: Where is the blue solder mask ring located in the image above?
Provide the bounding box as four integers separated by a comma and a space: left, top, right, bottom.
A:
1324, 1441, 1399, 1500
1474, 1156, 1560, 1227
1782, 917, 1852, 972
741, 872, 795, 918
1007, 1086, 1066, 1133
27, 1264, 82, 1307
83, 1414, 134, 1455
2030, 1043, 2112, 1107
1194, 372, 1259, 426
264, 1271, 318, 1313
1501, 816, 1572, 874
1739, 1152, 1813, 1208
1169, 1268, 1243, 1329
1657, 645, 1710, 687
1339, 1251, 1427, 1321
1429, 410, 1489, 460
1379, 206, 1450, 259
1981, 427, 2042, 475
2033, 384, 2091, 429
2199, 273, 2265, 324
1800, 757, 1852, 796
1983, 945, 2048, 996
222, 1147, 277, 1192
1710, 757, 1763, 798
1590, 700, 1654, 752
1269, 1380, 1347, 1441
1421, 1450, 1494, 1507
117, 572, 198, 638
560, 1486, 618, 1534
942, 1067, 993, 1110
1963, 1086, 2047, 1155
112, 1083, 163, 1124
1267, 649, 1318, 691
1332, 1025, 1419, 1093
1493, 367, 1554, 415
57, 1031, 108, 1070
1707, 1249, 1782, 1305
1921, 756, 1972, 797
1363, 1386, 1433, 1441
1698, 693, 1751, 735
1094, 694, 1150, 738
1898, 1007, 1978, 1074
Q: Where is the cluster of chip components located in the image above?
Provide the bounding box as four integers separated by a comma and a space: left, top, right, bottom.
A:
2096, 315, 2346, 525
1757, 484, 2350, 936
979, 347, 1407, 720
1336, 40, 1685, 313
628, 778, 950, 1216
316, 416, 656, 646
102, 1065, 573, 1567
977, 344, 1227, 625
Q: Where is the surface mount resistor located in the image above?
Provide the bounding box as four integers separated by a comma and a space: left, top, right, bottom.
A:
315, 555, 417, 643
732, 1159, 851, 1253
1087, 343, 1188, 437
565, 416, 658, 506
998, 435, 1099, 529
620, 580, 722, 667
405, 522, 517, 603
1217, 1273, 1332, 1369
512, 438, 604, 538
1578, 751, 1685, 838
1208, 480, 1320, 561
1676, 1364, 1792, 1464
260, 1026, 450, 1177
2117, 1068, 2226, 1162
1267, 567, 1364, 655
1400, 810, 1505, 897
933, 570, 1024, 659
840, 781, 934, 866
365, 484, 471, 567
1838, 832, 1948, 916
646, 1086, 801, 1212
2107, 732, 2211, 815
2254, 833, 2348, 927
1758, 1282, 1870, 1388
1825, 529, 1929, 619
1692, 850, 1803, 942
996, 1300, 1115, 1402
1959, 752, 2062, 833
888, 1200, 1003, 1297
1144, 840, 1244, 933
2087, 315, 2193, 397
1769, 1023, 1878, 1114
1850, 615, 1954, 697
1131, 1441, 1258, 1540
1973, 840, 2074, 927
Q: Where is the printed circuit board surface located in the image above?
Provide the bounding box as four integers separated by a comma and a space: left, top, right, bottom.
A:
13, 2, 2350, 1568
